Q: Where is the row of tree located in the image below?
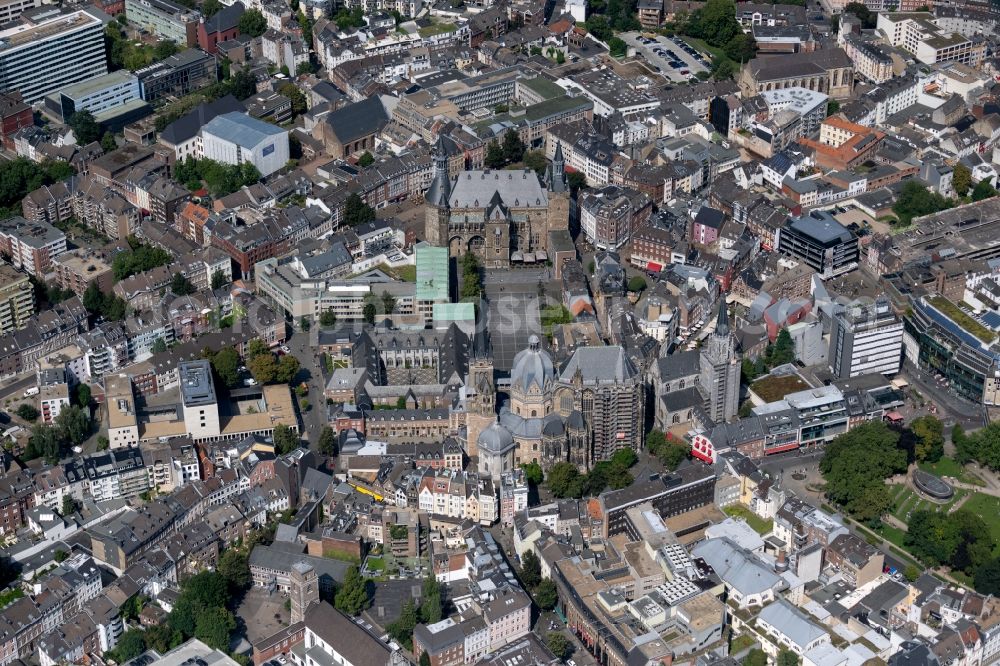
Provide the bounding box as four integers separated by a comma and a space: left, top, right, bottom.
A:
484, 130, 526, 169
547, 448, 639, 498
112, 236, 173, 281
0, 158, 75, 218
83, 283, 129, 322
955, 422, 1000, 470
173, 157, 261, 198
953, 164, 999, 201
740, 328, 796, 383
23, 406, 92, 465
645, 430, 691, 470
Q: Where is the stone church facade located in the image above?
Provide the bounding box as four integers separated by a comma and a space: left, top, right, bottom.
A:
425, 136, 570, 268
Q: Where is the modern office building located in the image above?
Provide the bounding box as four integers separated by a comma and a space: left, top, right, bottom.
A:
876, 12, 986, 67
0, 0, 40, 24
179, 360, 220, 441
776, 211, 859, 278
904, 295, 1000, 405
0, 6, 109, 104
200, 112, 290, 177
829, 297, 904, 378
42, 70, 143, 124
599, 465, 717, 538
135, 48, 217, 103
0, 263, 34, 334
124, 0, 200, 46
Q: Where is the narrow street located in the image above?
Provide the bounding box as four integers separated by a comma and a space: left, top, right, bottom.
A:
286, 327, 329, 448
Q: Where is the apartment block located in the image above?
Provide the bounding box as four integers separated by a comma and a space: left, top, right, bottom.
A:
0, 264, 33, 334
0, 216, 67, 277
53, 250, 114, 297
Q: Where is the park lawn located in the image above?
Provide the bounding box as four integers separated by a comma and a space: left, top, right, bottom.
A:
878, 524, 908, 550
723, 504, 773, 535
919, 457, 986, 487
366, 556, 385, 571
956, 493, 1000, 553
678, 35, 726, 61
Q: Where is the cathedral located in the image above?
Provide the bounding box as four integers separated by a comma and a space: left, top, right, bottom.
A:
424, 135, 570, 268
469, 334, 645, 475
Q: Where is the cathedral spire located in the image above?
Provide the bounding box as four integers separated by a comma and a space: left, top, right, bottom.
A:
715, 297, 730, 338
550, 141, 566, 193
426, 134, 451, 208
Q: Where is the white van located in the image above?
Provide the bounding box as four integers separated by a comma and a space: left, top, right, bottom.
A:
22, 387, 38, 397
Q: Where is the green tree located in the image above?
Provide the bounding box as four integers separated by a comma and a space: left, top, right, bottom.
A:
26, 423, 61, 464
972, 179, 999, 202
69, 110, 101, 144
501, 129, 524, 164
202, 0, 223, 15
546, 632, 570, 659
358, 151, 375, 167
343, 192, 376, 227
276, 354, 300, 384
819, 421, 906, 522
610, 448, 638, 469
246, 338, 270, 359
953, 163, 972, 197
248, 352, 278, 384
893, 180, 953, 227
15, 404, 38, 422
827, 100, 840, 116
61, 495, 77, 517
318, 426, 336, 456
56, 405, 90, 446
238, 9, 268, 36
724, 32, 756, 62
769, 328, 795, 366
910, 415, 944, 463
975, 556, 1000, 595
547, 461, 583, 498
101, 133, 117, 153
151, 338, 168, 354
218, 549, 251, 592
279, 83, 308, 117
485, 140, 505, 169
272, 423, 299, 454
171, 272, 196, 296
420, 574, 443, 623
777, 650, 799, 666
711, 58, 736, 81
388, 599, 418, 648
608, 36, 627, 57
335, 566, 370, 616
520, 550, 542, 589
109, 629, 147, 663
212, 347, 241, 388
627, 276, 646, 292
535, 578, 558, 610
522, 150, 547, 176
363, 302, 377, 325
299, 316, 311, 332
904, 563, 921, 582
211, 270, 228, 290
420, 653, 432, 666
844, 2, 877, 28
76, 383, 91, 409
520, 462, 544, 486
320, 310, 336, 327
743, 649, 768, 666
567, 171, 586, 192
195, 606, 236, 651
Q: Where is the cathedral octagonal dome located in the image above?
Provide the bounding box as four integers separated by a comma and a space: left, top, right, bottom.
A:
510, 335, 554, 394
